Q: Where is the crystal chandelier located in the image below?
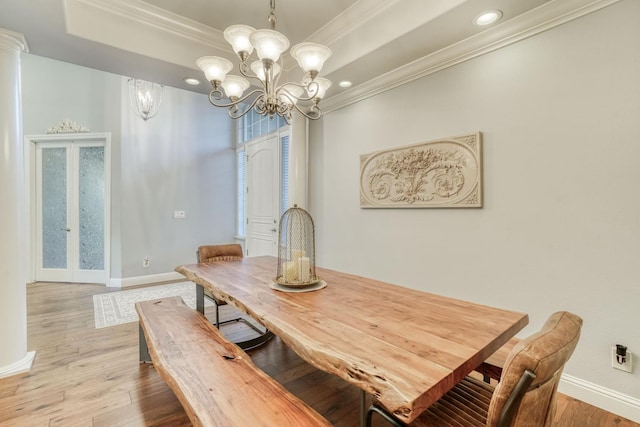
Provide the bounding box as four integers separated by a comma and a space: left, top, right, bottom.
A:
128, 78, 163, 121
196, 0, 332, 123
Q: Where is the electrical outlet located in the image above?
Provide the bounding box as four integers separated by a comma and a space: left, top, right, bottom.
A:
611, 347, 633, 373
143, 257, 150, 268
173, 210, 185, 219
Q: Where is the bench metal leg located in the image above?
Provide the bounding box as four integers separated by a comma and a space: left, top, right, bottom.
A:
139, 324, 152, 363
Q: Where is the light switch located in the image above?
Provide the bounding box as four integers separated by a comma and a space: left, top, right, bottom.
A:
174, 210, 185, 219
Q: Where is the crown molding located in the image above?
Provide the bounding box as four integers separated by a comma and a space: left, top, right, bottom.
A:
66, 0, 227, 50
303, 0, 467, 76
321, 0, 624, 114
308, 0, 401, 47
283, 0, 403, 73
63, 0, 233, 71
0, 28, 29, 53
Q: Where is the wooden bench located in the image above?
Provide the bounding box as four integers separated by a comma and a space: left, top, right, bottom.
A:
475, 336, 521, 382
136, 296, 331, 427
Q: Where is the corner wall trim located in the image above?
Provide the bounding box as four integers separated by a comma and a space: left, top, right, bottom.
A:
108, 272, 184, 288
0, 351, 36, 379
560, 374, 640, 423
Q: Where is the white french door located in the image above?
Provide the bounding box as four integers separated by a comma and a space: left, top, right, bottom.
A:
246, 134, 280, 257
33, 136, 110, 283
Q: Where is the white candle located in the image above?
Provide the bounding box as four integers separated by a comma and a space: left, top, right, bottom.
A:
292, 250, 306, 261
298, 257, 310, 282
283, 261, 298, 282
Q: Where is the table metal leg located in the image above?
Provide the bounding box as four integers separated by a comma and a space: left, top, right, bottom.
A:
139, 324, 151, 363
196, 284, 204, 314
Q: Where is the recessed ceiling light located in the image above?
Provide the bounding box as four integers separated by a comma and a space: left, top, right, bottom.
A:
184, 77, 201, 86
473, 9, 503, 26
338, 81, 352, 88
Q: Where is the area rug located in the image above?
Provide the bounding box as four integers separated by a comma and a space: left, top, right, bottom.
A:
93, 281, 214, 328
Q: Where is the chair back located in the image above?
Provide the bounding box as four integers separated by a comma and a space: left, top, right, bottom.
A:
197, 244, 244, 263
486, 311, 582, 427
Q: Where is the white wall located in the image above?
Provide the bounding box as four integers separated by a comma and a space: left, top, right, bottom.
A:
120, 79, 236, 278
310, 0, 640, 418
21, 55, 236, 283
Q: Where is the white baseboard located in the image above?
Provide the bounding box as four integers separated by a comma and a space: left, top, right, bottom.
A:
560, 374, 640, 423
108, 272, 184, 288
0, 351, 36, 379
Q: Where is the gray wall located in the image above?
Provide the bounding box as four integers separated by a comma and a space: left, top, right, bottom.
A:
309, 0, 639, 413
119, 78, 235, 277
21, 54, 236, 281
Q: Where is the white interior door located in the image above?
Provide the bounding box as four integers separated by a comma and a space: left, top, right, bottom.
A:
34, 138, 109, 283
246, 135, 279, 257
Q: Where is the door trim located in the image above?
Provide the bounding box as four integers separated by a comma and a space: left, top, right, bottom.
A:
25, 133, 112, 284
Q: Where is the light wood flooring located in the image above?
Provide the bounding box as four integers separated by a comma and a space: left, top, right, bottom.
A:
0, 281, 637, 426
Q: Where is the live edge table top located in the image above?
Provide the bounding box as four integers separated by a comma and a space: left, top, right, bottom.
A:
176, 256, 528, 424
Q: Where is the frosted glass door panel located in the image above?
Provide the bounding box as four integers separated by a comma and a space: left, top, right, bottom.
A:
35, 136, 109, 284
79, 146, 104, 270
41, 147, 68, 269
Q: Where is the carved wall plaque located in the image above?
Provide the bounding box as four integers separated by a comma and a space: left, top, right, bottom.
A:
360, 132, 482, 208
45, 119, 90, 134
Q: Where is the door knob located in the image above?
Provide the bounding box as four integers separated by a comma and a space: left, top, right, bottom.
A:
271, 228, 277, 232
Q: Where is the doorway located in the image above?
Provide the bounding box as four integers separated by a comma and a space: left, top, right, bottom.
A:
245, 134, 280, 257
27, 133, 111, 284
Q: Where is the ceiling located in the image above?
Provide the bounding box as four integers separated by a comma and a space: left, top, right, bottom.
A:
0, 0, 618, 111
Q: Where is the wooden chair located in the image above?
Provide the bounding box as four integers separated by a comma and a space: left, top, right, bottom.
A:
197, 244, 274, 350
366, 311, 583, 427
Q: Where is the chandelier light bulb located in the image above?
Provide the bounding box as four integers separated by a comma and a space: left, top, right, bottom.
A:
224, 25, 256, 57
221, 75, 251, 99
196, 56, 233, 84
249, 29, 290, 62
290, 42, 332, 74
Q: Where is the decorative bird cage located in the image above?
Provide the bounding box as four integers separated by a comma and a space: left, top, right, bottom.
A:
275, 205, 319, 286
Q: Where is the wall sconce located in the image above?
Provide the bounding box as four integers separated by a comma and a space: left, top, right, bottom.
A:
128, 78, 163, 121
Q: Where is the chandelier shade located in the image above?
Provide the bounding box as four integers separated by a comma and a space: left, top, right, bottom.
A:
128, 78, 163, 121
250, 60, 281, 81
196, 56, 233, 83
279, 85, 304, 106
223, 25, 256, 57
306, 77, 332, 100
196, 0, 332, 123
221, 75, 251, 99
290, 42, 332, 74
249, 29, 290, 62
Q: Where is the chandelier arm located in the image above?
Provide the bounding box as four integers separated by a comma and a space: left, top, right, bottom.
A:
207, 88, 265, 109
289, 101, 322, 120
238, 62, 269, 90
228, 94, 264, 120
271, 55, 284, 92
275, 81, 317, 103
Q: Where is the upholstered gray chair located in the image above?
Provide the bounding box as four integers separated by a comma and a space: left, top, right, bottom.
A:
367, 311, 583, 427
197, 244, 273, 349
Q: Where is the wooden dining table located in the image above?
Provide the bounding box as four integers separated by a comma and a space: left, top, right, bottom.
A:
176, 256, 528, 424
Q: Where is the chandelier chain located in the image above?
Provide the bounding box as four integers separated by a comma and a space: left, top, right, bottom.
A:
269, 0, 277, 30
